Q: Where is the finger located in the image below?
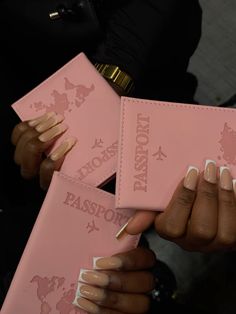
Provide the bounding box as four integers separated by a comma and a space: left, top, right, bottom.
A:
11, 122, 30, 146
34, 113, 64, 132
155, 166, 198, 240
187, 161, 218, 245
78, 269, 155, 293
215, 167, 236, 249
14, 127, 40, 165
74, 284, 150, 314
93, 247, 156, 271
27, 111, 56, 127
20, 124, 68, 179
39, 158, 63, 190
39, 137, 77, 190
124, 211, 156, 235
11, 111, 56, 145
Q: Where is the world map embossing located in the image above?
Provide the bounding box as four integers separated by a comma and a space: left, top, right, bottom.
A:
218, 122, 236, 165
31, 275, 79, 314
30, 77, 95, 115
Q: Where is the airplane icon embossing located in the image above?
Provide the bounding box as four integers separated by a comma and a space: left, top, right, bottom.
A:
152, 146, 167, 160
86, 220, 100, 233
92, 138, 104, 149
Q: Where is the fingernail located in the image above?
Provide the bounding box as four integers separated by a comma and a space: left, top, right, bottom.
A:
75, 283, 105, 302
73, 297, 100, 314
93, 256, 123, 270
204, 160, 217, 184
79, 269, 109, 287
50, 137, 77, 161
220, 167, 232, 190
38, 124, 68, 142
28, 112, 56, 127
184, 166, 199, 191
233, 179, 236, 194
115, 218, 132, 239
35, 114, 64, 132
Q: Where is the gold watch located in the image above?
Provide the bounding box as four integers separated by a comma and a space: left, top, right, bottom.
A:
95, 63, 134, 95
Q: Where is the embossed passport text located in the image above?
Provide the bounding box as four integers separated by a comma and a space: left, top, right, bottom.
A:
116, 97, 236, 211
12, 53, 120, 187
1, 172, 140, 314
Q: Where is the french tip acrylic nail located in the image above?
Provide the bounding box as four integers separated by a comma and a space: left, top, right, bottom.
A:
204, 159, 217, 184
73, 297, 100, 314
184, 166, 199, 191
50, 137, 77, 161
28, 111, 56, 127
35, 113, 65, 132
220, 166, 232, 190
115, 220, 130, 239
233, 179, 236, 192
38, 124, 68, 142
93, 256, 123, 270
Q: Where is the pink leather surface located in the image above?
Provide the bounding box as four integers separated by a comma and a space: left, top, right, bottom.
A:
1, 172, 139, 314
116, 97, 236, 211
12, 53, 120, 187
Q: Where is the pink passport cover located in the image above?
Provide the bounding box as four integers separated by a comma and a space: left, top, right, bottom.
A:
12, 53, 120, 187
1, 172, 140, 314
116, 97, 236, 211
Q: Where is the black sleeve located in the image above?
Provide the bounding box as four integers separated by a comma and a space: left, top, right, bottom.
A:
93, 0, 201, 83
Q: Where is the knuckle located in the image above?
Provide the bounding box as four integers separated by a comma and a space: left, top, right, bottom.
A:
106, 291, 119, 307
25, 140, 40, 154
198, 188, 217, 201
159, 219, 185, 239
138, 295, 151, 313
176, 189, 195, 207
219, 191, 235, 208
217, 232, 236, 247
190, 225, 216, 242
40, 158, 55, 172
144, 273, 155, 292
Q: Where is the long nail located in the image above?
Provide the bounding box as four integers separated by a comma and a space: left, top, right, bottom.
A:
35, 114, 64, 132
28, 112, 56, 127
204, 160, 217, 184
73, 297, 100, 314
116, 218, 133, 239
184, 166, 199, 191
79, 269, 109, 287
75, 283, 105, 302
93, 256, 122, 270
50, 137, 77, 161
233, 179, 236, 195
220, 167, 232, 190
38, 124, 68, 142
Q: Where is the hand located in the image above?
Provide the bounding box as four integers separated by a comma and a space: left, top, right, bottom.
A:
73, 247, 156, 314
125, 161, 236, 253
11, 112, 76, 190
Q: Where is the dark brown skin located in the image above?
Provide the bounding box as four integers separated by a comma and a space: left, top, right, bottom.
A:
126, 170, 236, 253
81, 248, 156, 314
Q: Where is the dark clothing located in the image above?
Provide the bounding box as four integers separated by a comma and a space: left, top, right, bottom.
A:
0, 0, 202, 308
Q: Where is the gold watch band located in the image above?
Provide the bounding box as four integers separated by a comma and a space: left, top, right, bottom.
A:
95, 63, 134, 95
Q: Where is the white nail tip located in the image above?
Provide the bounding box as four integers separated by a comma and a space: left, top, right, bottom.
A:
75, 282, 83, 297
205, 159, 216, 168
78, 268, 88, 282
220, 166, 229, 176
93, 257, 103, 269
187, 166, 199, 174
115, 221, 129, 239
